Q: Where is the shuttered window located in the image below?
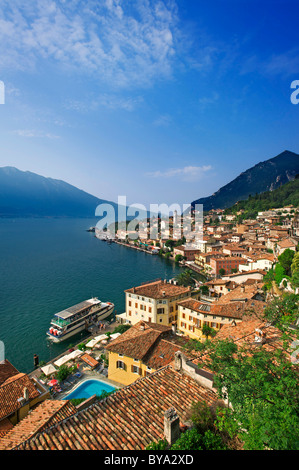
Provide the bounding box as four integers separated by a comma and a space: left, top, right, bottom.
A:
116, 361, 126, 370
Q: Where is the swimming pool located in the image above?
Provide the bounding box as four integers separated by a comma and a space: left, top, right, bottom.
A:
63, 379, 115, 400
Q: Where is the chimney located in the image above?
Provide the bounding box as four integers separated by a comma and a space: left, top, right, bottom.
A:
140, 321, 145, 331
254, 328, 266, 344
240, 286, 245, 293
23, 387, 29, 401
171, 322, 177, 335
162, 291, 166, 297
164, 408, 180, 446
132, 287, 136, 293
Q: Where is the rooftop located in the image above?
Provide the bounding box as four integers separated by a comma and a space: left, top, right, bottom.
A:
125, 279, 191, 299
0, 373, 41, 421
13, 365, 219, 450
105, 321, 187, 366
0, 399, 77, 450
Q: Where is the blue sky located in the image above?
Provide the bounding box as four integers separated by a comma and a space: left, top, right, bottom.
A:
0, 0, 298, 207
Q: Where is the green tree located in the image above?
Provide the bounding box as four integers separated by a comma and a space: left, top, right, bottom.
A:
263, 292, 299, 341
112, 324, 131, 335
205, 339, 299, 450
175, 269, 196, 287
278, 249, 295, 276
291, 252, 299, 278
170, 428, 227, 450
219, 268, 226, 276
202, 323, 217, 339
274, 262, 286, 285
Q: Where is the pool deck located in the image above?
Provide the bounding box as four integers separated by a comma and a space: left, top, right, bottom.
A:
29, 319, 125, 399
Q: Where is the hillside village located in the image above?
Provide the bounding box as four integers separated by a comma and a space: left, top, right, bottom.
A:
0, 202, 298, 451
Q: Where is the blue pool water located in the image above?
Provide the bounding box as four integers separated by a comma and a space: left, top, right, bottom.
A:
63, 379, 115, 400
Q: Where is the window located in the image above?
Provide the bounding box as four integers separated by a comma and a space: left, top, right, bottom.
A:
118, 353, 124, 357
131, 365, 141, 375
157, 308, 164, 314
149, 307, 152, 313
128, 300, 132, 306
116, 361, 126, 370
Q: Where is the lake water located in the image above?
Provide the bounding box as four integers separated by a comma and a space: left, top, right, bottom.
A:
0, 218, 183, 373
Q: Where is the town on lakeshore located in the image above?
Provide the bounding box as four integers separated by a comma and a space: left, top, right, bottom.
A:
0, 202, 298, 451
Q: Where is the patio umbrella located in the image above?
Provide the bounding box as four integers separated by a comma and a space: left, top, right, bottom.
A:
67, 350, 83, 360
48, 379, 58, 387
41, 364, 56, 376
109, 333, 121, 340
54, 355, 71, 367
86, 338, 99, 348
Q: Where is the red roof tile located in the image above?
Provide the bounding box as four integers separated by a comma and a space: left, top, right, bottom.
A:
14, 366, 220, 450
0, 373, 41, 421
0, 399, 77, 450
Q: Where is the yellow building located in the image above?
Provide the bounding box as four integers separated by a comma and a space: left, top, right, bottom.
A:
117, 279, 192, 326
105, 321, 188, 386
177, 297, 252, 340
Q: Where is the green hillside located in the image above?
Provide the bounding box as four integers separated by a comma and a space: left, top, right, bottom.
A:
224, 175, 299, 220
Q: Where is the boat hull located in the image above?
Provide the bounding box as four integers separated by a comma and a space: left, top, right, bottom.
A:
47, 304, 114, 343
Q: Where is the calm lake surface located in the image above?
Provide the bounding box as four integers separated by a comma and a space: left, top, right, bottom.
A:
0, 218, 183, 373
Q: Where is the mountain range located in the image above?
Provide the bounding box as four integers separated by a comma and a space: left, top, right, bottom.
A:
0, 149, 298, 218
0, 167, 119, 218
191, 150, 299, 212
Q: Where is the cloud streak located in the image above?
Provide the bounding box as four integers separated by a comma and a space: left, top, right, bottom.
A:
0, 0, 181, 89
147, 165, 212, 181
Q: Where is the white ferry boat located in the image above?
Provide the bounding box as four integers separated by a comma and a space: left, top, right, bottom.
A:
46, 298, 114, 343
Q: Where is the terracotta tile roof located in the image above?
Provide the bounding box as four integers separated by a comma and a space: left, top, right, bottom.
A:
143, 337, 189, 369
0, 373, 41, 421
14, 366, 219, 450
0, 400, 77, 450
0, 418, 14, 438
125, 280, 191, 299
186, 317, 289, 371
177, 298, 212, 313
80, 353, 99, 369
214, 283, 264, 303
178, 297, 266, 320
0, 360, 19, 386
105, 321, 186, 366
277, 238, 297, 248
211, 300, 266, 319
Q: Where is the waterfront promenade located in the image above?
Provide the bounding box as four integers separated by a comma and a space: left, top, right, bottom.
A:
28, 319, 122, 390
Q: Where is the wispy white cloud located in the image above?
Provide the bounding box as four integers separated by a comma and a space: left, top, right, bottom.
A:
12, 129, 60, 139
64, 93, 143, 112
0, 0, 181, 89
153, 114, 173, 126
147, 164, 212, 181
240, 48, 299, 77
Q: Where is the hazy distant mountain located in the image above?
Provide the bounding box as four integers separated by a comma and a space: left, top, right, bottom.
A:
0, 167, 120, 218
191, 150, 299, 211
